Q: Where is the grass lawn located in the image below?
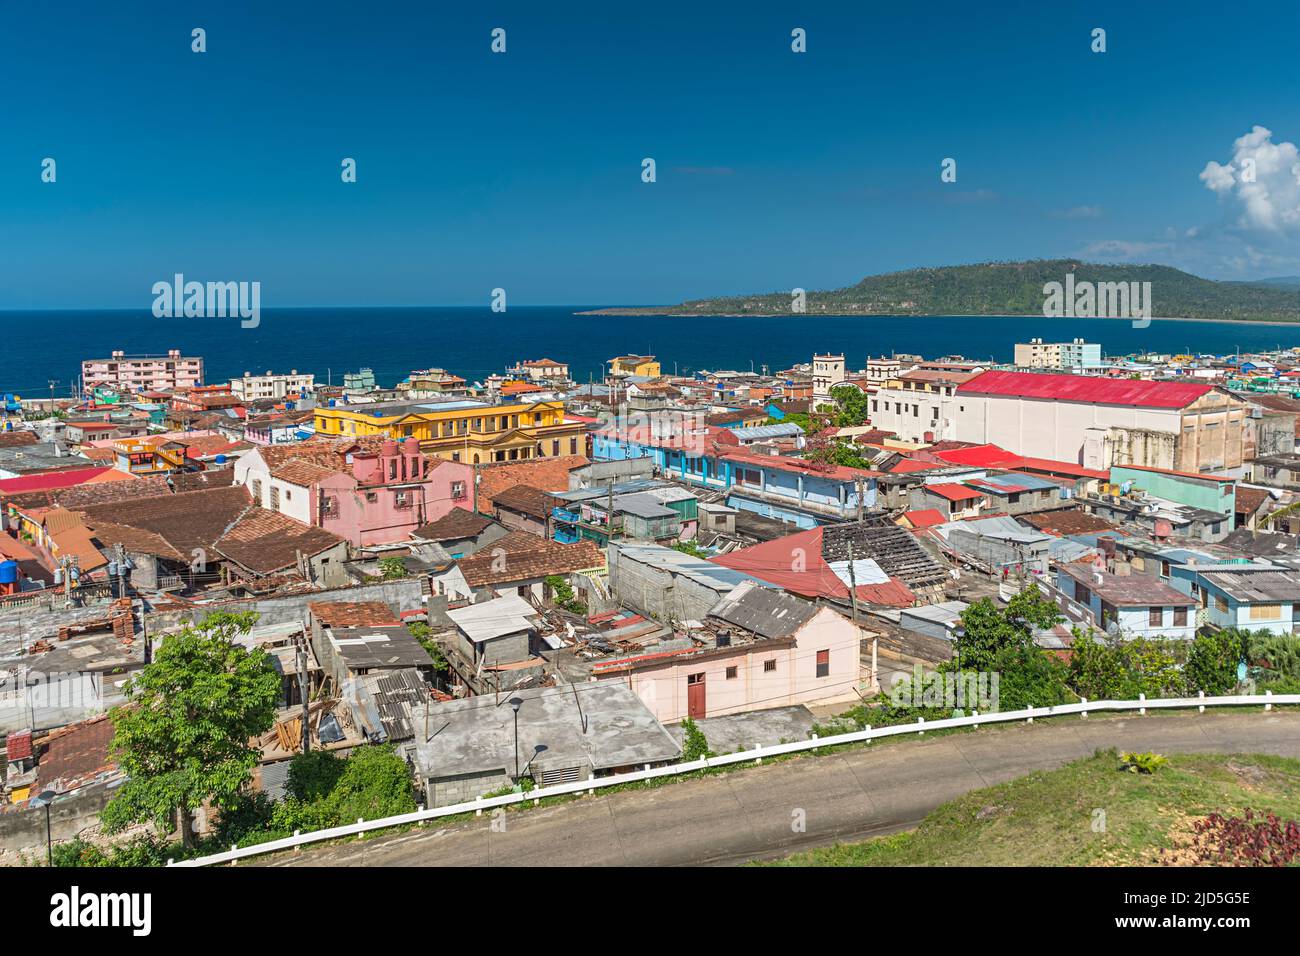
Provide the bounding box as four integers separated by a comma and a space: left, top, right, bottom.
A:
761, 750, 1300, 866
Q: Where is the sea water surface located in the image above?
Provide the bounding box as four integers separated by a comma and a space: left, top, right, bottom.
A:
2, 307, 1299, 396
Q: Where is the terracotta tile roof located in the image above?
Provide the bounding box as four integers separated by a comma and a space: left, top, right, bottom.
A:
271, 459, 341, 486
50, 525, 110, 573
255, 437, 385, 471
492, 484, 562, 519
458, 538, 605, 588
5, 729, 33, 761
36, 715, 118, 792
1235, 486, 1272, 517
474, 455, 587, 513
83, 518, 186, 561
411, 507, 496, 541
309, 600, 400, 627
214, 508, 346, 575
0, 431, 39, 448
78, 484, 254, 558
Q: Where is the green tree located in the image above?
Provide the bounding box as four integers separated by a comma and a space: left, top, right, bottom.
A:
1068, 634, 1186, 700
407, 621, 449, 671
100, 611, 281, 848
1186, 629, 1246, 695
828, 385, 871, 427
951, 590, 1063, 672
989, 644, 1074, 711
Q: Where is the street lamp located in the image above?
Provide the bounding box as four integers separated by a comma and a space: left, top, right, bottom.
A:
29, 789, 58, 866
508, 697, 523, 780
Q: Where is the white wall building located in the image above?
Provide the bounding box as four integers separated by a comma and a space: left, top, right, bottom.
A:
871, 369, 980, 443
230, 370, 315, 402
954, 370, 1248, 472
812, 353, 845, 407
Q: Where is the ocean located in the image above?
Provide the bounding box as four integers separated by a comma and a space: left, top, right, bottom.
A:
2, 306, 1299, 397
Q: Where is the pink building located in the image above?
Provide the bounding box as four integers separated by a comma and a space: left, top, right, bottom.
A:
589, 581, 862, 723
235, 437, 474, 546
81, 350, 204, 392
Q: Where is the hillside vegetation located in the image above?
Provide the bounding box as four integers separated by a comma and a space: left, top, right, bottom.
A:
586, 260, 1300, 322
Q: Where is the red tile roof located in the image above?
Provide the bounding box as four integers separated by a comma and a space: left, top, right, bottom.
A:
958, 370, 1214, 409
309, 600, 400, 627
474, 455, 587, 513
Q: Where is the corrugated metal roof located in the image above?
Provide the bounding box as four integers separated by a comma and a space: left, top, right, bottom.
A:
959, 370, 1213, 409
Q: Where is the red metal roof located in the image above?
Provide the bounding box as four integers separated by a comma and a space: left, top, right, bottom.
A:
903, 509, 946, 528
925, 483, 985, 501
709, 527, 916, 608
5, 729, 32, 761
958, 370, 1213, 409
0, 467, 116, 496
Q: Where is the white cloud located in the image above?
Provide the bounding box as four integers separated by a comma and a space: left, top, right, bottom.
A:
1080, 239, 1169, 259
1199, 125, 1300, 234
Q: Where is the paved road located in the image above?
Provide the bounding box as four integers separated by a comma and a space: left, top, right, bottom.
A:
270, 711, 1300, 867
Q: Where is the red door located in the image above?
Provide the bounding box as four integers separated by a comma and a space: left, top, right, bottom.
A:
686, 673, 706, 719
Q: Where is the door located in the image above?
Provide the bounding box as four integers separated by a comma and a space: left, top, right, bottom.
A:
686, 673, 706, 719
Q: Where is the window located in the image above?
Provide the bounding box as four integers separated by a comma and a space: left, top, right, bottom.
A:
320, 495, 338, 517
270, 486, 280, 509
569, 437, 578, 454
1174, 607, 1188, 626
1160, 560, 1170, 578
451, 481, 466, 499
1249, 603, 1283, 621
1215, 594, 1228, 613
1148, 607, 1163, 627
725, 666, 738, 680
551, 440, 560, 456
763, 659, 777, 673
394, 490, 410, 509
251, 479, 262, 501
815, 649, 829, 678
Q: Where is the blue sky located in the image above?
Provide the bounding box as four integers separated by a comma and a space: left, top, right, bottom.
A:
3, 0, 1299, 308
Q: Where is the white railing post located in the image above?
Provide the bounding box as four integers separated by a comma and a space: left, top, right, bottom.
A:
163, 691, 1300, 868
1080, 697, 1088, 719
1198, 690, 1205, 714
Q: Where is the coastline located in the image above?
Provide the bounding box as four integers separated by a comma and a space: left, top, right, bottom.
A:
574, 308, 1300, 328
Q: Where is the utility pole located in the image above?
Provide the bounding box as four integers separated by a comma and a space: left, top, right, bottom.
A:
47, 379, 57, 411
297, 636, 310, 753
846, 541, 859, 625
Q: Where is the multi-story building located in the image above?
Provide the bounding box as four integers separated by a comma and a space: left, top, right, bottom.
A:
229, 370, 315, 402
870, 368, 982, 443
312, 398, 587, 465
955, 371, 1249, 472
81, 350, 203, 393
864, 356, 904, 383
234, 437, 475, 546
607, 354, 660, 380
1014, 338, 1103, 370
811, 352, 845, 406
510, 358, 571, 383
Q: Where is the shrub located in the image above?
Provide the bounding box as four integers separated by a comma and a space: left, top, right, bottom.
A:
1185, 629, 1244, 695
1186, 810, 1300, 866
679, 718, 713, 761
1119, 751, 1168, 774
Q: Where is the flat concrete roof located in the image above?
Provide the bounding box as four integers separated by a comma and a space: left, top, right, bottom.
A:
413, 681, 680, 779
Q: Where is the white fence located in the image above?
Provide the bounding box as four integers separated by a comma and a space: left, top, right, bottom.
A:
170, 691, 1299, 867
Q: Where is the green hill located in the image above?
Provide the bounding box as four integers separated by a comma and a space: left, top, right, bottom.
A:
583, 260, 1300, 322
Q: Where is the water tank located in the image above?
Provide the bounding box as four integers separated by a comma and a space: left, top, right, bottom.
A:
0, 560, 18, 585
215, 454, 227, 464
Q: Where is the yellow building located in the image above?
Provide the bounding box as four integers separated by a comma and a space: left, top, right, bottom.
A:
313, 399, 587, 464
607, 354, 660, 379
